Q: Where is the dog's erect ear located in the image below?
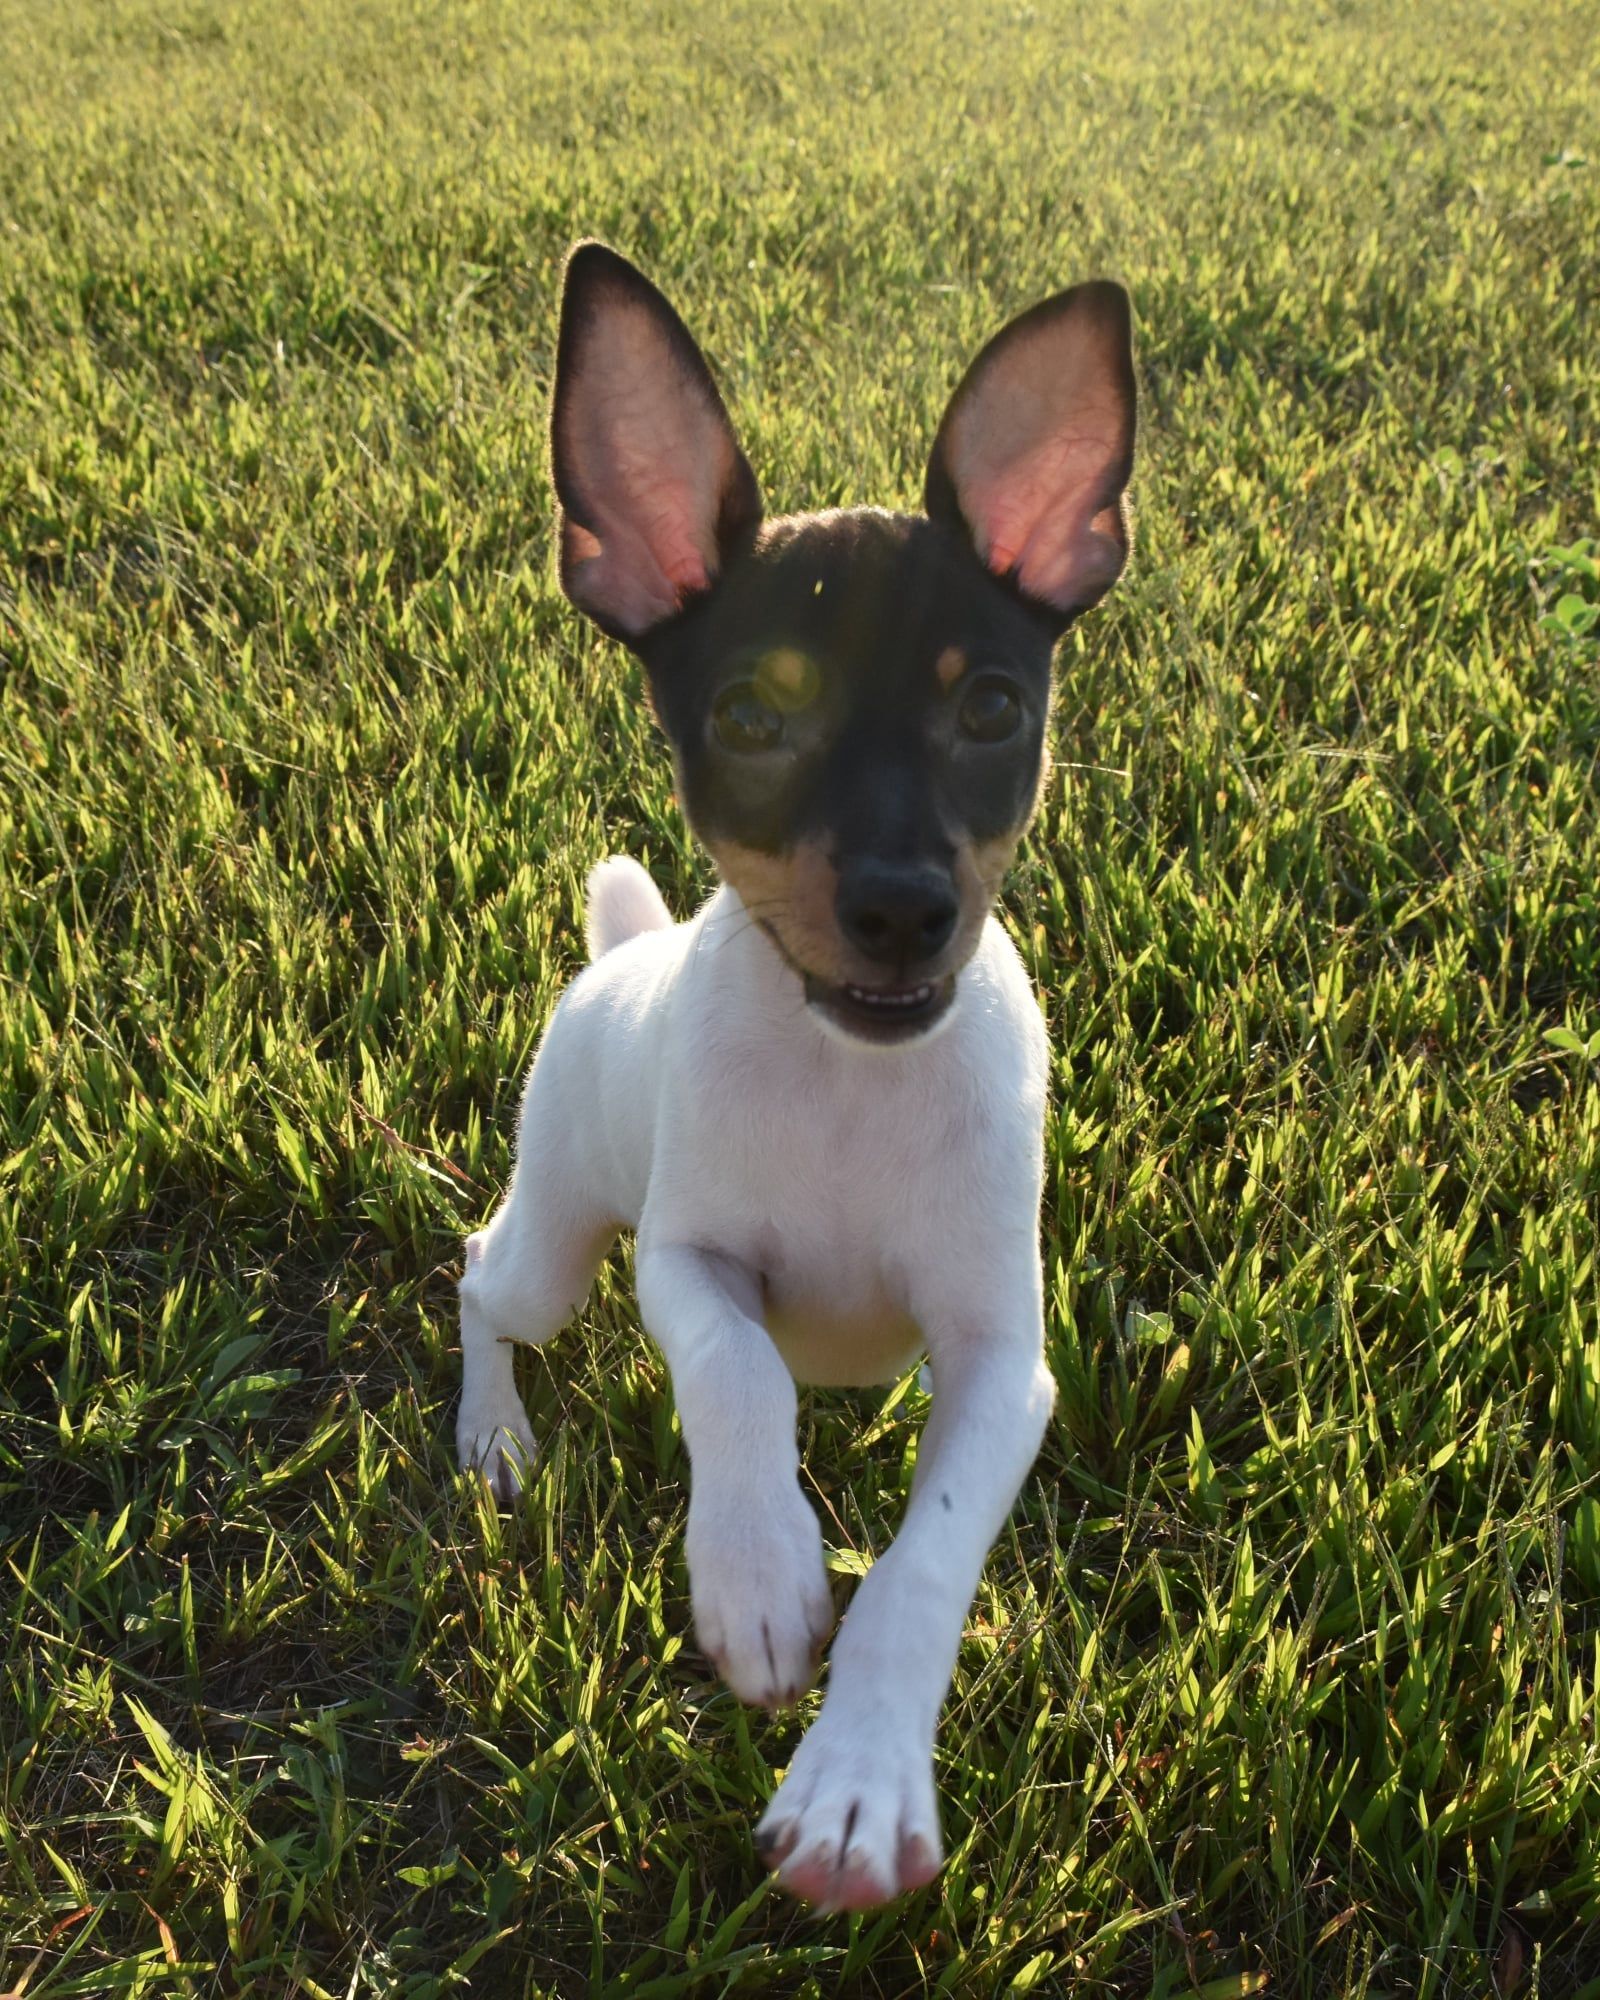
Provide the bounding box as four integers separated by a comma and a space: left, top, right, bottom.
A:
550, 242, 763, 641
924, 281, 1136, 622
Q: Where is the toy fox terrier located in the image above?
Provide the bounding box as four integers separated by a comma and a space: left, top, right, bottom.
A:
457, 242, 1136, 1911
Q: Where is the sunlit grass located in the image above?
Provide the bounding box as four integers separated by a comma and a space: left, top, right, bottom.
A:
3, 0, 1599, 1991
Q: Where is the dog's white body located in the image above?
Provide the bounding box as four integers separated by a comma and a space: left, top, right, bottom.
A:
458, 857, 1055, 1906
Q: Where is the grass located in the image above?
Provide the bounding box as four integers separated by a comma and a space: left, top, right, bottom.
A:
3, 0, 1599, 1991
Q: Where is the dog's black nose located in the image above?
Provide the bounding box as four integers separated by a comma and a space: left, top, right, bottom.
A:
836, 861, 959, 966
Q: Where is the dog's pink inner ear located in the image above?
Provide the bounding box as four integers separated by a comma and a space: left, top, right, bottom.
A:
553, 271, 760, 639
927, 285, 1135, 618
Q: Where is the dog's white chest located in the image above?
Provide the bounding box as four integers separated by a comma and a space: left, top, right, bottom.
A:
747, 1144, 928, 1386
661, 988, 984, 1387
759, 1272, 923, 1387
575, 891, 1048, 1389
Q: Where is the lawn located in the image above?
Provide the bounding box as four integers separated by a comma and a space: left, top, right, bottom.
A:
3, 0, 1600, 1991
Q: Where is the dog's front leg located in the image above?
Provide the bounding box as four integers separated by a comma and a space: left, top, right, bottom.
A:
635, 1242, 835, 1709
756, 1293, 1054, 1910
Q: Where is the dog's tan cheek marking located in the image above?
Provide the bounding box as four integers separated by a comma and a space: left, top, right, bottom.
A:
935, 646, 967, 691
972, 831, 1024, 890
705, 839, 852, 983
703, 840, 790, 918
951, 829, 1029, 952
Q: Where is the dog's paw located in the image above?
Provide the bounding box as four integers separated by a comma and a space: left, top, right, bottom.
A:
457, 1394, 537, 1505
688, 1484, 834, 1709
755, 1707, 942, 1910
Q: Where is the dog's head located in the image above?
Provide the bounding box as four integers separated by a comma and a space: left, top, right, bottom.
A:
550, 242, 1135, 1045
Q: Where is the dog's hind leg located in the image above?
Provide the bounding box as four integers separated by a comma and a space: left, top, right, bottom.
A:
457, 1062, 620, 1502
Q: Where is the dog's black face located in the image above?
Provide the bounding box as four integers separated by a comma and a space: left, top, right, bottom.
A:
550, 243, 1136, 1044
642, 512, 1058, 1040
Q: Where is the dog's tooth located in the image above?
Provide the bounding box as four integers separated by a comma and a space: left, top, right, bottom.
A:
840, 982, 943, 1014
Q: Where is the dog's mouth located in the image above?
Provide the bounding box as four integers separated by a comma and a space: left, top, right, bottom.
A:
755, 918, 961, 1045
801, 972, 958, 1045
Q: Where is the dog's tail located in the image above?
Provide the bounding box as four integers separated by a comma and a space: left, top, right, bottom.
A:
585, 856, 674, 961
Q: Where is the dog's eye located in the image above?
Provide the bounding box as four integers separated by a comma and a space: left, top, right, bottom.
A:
713, 683, 786, 753
958, 676, 1022, 743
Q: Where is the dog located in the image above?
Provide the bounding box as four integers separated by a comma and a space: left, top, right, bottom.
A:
457, 242, 1136, 1911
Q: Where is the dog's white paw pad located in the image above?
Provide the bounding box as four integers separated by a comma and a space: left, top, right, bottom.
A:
756, 1717, 942, 1909
689, 1491, 834, 1709
457, 1398, 537, 1505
